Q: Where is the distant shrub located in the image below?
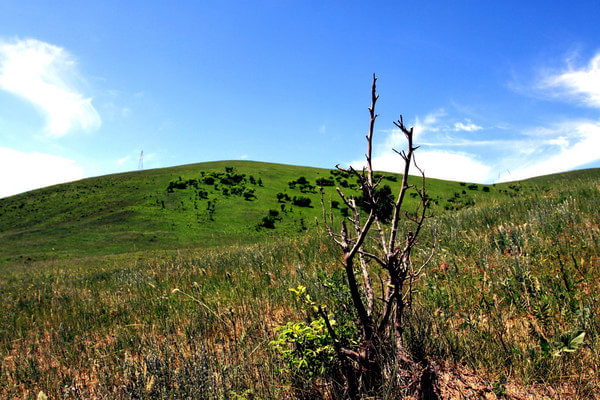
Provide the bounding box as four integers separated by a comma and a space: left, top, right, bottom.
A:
330, 169, 351, 179
206, 199, 216, 221
277, 192, 291, 202
230, 186, 244, 196
230, 174, 246, 184
292, 196, 312, 207
243, 189, 256, 201
483, 186, 490, 192
167, 181, 188, 192
260, 216, 276, 229
289, 177, 316, 193
468, 184, 478, 190
257, 209, 281, 229
296, 176, 308, 185
220, 177, 234, 186
316, 177, 335, 187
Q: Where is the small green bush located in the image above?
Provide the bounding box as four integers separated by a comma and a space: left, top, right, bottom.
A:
292, 196, 312, 207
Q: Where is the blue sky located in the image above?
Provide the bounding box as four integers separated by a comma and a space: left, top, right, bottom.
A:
1, 1, 600, 197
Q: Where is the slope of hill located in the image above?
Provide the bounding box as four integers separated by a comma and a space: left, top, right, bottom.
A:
3, 161, 599, 266
0, 160, 518, 266
2, 163, 600, 398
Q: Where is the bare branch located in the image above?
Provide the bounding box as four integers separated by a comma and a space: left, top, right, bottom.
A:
358, 252, 374, 317
359, 249, 387, 268
315, 74, 434, 394
336, 187, 357, 212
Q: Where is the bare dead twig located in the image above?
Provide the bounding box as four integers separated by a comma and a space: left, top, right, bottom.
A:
318, 74, 433, 398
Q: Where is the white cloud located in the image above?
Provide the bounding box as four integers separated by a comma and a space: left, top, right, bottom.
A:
542, 52, 600, 108
350, 150, 492, 183
0, 147, 84, 198
376, 110, 445, 151
349, 105, 600, 183
497, 120, 600, 182
415, 151, 492, 182
0, 38, 101, 137
413, 109, 445, 140
117, 155, 131, 165
454, 120, 483, 132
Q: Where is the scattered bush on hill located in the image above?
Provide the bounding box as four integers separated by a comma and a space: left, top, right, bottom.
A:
276, 192, 291, 203
292, 196, 312, 208
316, 177, 335, 187
165, 167, 259, 205
256, 209, 282, 229
288, 176, 317, 193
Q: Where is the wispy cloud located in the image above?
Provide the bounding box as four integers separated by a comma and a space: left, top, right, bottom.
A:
0, 147, 84, 198
369, 112, 600, 183
500, 51, 600, 179
117, 155, 131, 166
351, 149, 492, 183
0, 38, 101, 137
541, 52, 600, 108
351, 110, 494, 182
454, 120, 483, 132
497, 120, 600, 182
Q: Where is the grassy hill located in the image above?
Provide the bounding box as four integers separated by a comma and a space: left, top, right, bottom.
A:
0, 160, 515, 266
2, 162, 600, 398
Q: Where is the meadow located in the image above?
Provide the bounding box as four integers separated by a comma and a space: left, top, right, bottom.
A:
1, 163, 599, 398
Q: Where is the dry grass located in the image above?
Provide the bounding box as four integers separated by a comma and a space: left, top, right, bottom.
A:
2, 179, 599, 398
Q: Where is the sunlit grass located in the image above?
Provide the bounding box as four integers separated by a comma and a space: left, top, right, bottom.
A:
1, 169, 600, 398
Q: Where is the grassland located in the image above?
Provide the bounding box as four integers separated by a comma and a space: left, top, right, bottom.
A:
1, 162, 599, 398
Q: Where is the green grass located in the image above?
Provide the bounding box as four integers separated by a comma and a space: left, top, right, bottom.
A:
405, 173, 600, 397
1, 163, 600, 398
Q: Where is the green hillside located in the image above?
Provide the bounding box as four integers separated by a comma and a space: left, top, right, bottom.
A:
0, 160, 516, 266
1, 163, 600, 398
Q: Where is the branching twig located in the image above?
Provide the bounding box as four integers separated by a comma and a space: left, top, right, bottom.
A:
316, 74, 433, 396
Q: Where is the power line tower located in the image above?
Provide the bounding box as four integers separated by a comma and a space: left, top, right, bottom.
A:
138, 150, 144, 170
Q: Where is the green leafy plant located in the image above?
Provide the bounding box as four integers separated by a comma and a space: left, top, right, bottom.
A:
270, 285, 347, 384
553, 330, 585, 357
